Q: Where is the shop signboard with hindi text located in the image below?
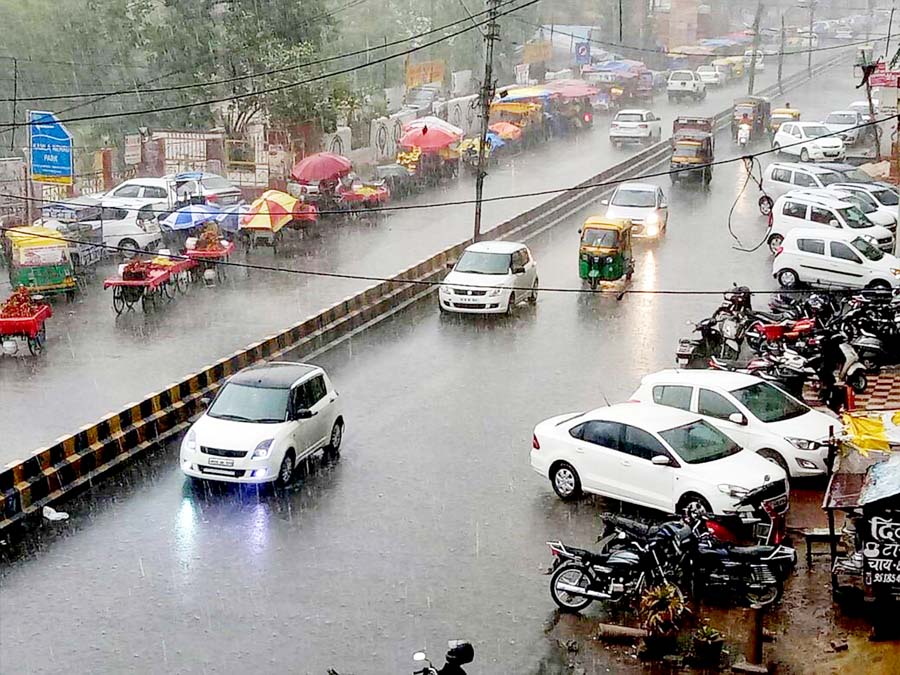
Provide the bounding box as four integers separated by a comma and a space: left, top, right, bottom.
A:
28, 110, 73, 185
406, 60, 445, 89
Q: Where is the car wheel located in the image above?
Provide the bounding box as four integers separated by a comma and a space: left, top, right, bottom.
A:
326, 418, 344, 456
551, 462, 582, 501
767, 233, 784, 254
800, 148, 810, 162
777, 268, 799, 289
506, 291, 516, 315
119, 238, 141, 259
759, 196, 774, 216
528, 278, 538, 304
275, 449, 295, 487
867, 280, 892, 291
677, 493, 712, 516
758, 449, 791, 480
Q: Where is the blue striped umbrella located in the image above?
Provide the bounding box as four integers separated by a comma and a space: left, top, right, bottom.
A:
215, 203, 250, 233
161, 204, 221, 231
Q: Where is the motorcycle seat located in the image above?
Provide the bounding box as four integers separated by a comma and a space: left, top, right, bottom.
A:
601, 514, 660, 539
566, 546, 606, 563
728, 545, 776, 559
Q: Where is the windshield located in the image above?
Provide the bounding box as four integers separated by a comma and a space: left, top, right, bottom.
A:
582, 228, 618, 247
825, 113, 857, 125
818, 172, 841, 186
455, 251, 512, 274
842, 168, 873, 182
698, 66, 714, 73
670, 72, 691, 81
207, 382, 289, 423
612, 189, 656, 207
616, 113, 643, 122
852, 236, 885, 261
730, 382, 808, 423
200, 175, 234, 190
673, 143, 700, 157
803, 125, 830, 138
844, 191, 877, 213
873, 188, 899, 206
837, 206, 872, 229
734, 105, 754, 117
659, 419, 743, 464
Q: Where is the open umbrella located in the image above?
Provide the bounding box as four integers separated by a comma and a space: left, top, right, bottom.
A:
403, 116, 464, 137
215, 203, 251, 234
489, 122, 523, 141
160, 204, 221, 231
290, 152, 353, 184
398, 125, 460, 151
241, 190, 317, 232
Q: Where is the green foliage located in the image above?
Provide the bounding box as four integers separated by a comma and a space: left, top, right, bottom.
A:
693, 621, 724, 644
638, 584, 691, 637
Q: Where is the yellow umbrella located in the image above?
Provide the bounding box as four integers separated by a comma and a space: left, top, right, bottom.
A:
241, 190, 301, 233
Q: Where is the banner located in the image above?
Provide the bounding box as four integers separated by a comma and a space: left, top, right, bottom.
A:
523, 41, 552, 64
406, 60, 445, 89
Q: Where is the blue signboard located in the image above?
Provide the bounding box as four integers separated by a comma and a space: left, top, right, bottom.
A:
29, 110, 73, 185
575, 42, 591, 66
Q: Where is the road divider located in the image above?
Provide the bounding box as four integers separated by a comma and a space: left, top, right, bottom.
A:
0, 53, 849, 531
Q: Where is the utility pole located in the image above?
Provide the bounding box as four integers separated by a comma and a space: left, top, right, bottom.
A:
747, 1, 764, 96
473, 0, 500, 243
861, 52, 883, 161
778, 16, 785, 93
9, 57, 17, 152
807, 0, 816, 74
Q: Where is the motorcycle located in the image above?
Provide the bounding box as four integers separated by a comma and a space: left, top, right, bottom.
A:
737, 122, 751, 148
411, 641, 474, 675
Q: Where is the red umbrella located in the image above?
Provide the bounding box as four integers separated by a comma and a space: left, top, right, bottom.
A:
398, 125, 460, 151
290, 152, 353, 184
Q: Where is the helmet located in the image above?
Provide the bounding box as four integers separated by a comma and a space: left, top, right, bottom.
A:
445, 641, 475, 665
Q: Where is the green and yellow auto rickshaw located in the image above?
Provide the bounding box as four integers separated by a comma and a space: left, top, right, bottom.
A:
3, 226, 77, 299
578, 217, 634, 289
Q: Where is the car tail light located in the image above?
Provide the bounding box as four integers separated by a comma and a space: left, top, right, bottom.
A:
532, 434, 540, 450
206, 193, 219, 204
638, 123, 648, 128
583, 112, 593, 123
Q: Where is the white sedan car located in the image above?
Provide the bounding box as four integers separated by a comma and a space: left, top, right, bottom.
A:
602, 182, 668, 238
608, 109, 663, 146
773, 122, 845, 162
696, 65, 724, 87
530, 402, 788, 515
631, 370, 836, 478
438, 241, 538, 314
180, 362, 344, 485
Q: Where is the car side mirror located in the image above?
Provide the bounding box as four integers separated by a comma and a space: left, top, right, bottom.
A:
446, 261, 456, 271
659, 201, 668, 209
728, 412, 748, 426
829, 219, 840, 227
651, 455, 672, 466
295, 408, 314, 420
200, 397, 211, 408
577, 228, 582, 234
512, 265, 526, 275
601, 198, 609, 205
412, 652, 428, 662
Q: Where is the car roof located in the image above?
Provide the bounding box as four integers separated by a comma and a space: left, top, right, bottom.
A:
229, 362, 320, 389
580, 402, 701, 431
817, 162, 859, 173
641, 368, 768, 391
116, 178, 167, 188
99, 197, 166, 211
617, 108, 650, 115
778, 191, 853, 208
785, 226, 859, 242
616, 182, 657, 192
826, 110, 858, 116
769, 162, 836, 175
794, 121, 828, 127
464, 240, 524, 254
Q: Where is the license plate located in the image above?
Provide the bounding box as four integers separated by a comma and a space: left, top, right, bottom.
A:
768, 495, 788, 512
208, 457, 234, 467
676, 341, 694, 356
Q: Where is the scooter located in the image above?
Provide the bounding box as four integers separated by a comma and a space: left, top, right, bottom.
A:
737, 122, 751, 148
412, 641, 474, 675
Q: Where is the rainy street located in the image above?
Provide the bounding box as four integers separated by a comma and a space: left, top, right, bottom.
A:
0, 68, 883, 674
0, 55, 820, 461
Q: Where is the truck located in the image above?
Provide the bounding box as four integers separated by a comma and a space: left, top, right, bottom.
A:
667, 70, 706, 103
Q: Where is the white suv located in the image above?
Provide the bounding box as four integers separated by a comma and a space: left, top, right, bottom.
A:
180, 362, 344, 485
631, 370, 836, 478
609, 109, 663, 146
773, 122, 845, 162
530, 402, 788, 515
758, 162, 845, 215
438, 241, 538, 314
667, 71, 706, 102
696, 65, 724, 87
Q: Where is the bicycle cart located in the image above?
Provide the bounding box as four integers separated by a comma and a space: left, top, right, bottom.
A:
0, 297, 52, 356
104, 258, 197, 314
186, 240, 235, 283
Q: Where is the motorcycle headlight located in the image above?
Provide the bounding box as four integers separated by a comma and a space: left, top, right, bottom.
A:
580, 253, 589, 261
184, 429, 197, 452
718, 484, 749, 498
251, 439, 274, 459
786, 437, 821, 451
488, 287, 503, 296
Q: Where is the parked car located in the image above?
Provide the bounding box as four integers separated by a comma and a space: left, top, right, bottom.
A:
403, 84, 442, 115
75, 198, 164, 257
696, 64, 724, 87
631, 370, 836, 478
773, 122, 845, 162
772, 227, 900, 290
530, 402, 788, 515
438, 241, 538, 314
823, 185, 898, 233
767, 192, 894, 254
105, 172, 241, 208
830, 182, 899, 220
758, 162, 845, 214
608, 109, 663, 146
849, 100, 879, 123
601, 182, 668, 238
823, 110, 866, 145
816, 162, 877, 183
667, 70, 706, 102
180, 362, 344, 485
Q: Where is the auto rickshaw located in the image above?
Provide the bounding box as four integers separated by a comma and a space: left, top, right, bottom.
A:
732, 96, 771, 141
670, 130, 714, 186
769, 107, 801, 135
3, 226, 77, 299
578, 217, 634, 289
723, 56, 745, 78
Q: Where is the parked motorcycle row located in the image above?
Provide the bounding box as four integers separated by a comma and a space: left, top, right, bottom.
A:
546, 500, 797, 615
676, 285, 900, 412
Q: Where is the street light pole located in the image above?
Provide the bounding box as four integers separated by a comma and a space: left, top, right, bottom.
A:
807, 0, 816, 74
778, 16, 785, 93
473, 0, 500, 243
748, 1, 764, 96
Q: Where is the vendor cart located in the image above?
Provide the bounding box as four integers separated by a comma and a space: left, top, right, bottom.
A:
0, 301, 52, 355
337, 181, 390, 214
40, 197, 105, 277
186, 240, 235, 283
103, 257, 197, 314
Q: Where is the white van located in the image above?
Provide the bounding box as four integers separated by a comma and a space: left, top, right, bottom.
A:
759, 162, 845, 214
767, 192, 894, 254
773, 227, 900, 290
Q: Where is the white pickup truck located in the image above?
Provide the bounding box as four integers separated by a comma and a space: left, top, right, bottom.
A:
667, 70, 706, 103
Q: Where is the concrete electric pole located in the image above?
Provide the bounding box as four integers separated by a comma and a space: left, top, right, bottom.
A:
747, 2, 764, 95
473, 0, 500, 242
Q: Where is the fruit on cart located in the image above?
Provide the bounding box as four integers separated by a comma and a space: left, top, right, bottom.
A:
1, 287, 39, 318
396, 146, 422, 172
196, 223, 225, 251
122, 259, 154, 281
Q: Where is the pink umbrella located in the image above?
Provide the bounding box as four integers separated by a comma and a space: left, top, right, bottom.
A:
403, 116, 464, 137
398, 125, 460, 151
290, 152, 353, 184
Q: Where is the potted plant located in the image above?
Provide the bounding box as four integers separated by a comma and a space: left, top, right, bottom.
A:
638, 584, 690, 657
692, 622, 725, 668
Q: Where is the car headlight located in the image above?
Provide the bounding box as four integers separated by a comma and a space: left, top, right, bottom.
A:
488, 287, 503, 296
645, 212, 659, 225
786, 437, 821, 451
891, 268, 900, 277
439, 285, 450, 295
251, 439, 274, 459
185, 429, 197, 452
718, 484, 749, 498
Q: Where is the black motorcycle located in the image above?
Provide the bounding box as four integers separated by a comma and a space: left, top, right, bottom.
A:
411, 641, 474, 675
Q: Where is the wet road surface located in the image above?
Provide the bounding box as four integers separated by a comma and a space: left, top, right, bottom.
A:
0, 71, 879, 675
0, 55, 830, 461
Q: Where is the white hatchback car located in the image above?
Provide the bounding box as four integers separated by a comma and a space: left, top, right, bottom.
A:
773, 122, 845, 162
696, 65, 724, 87
75, 198, 164, 257
631, 370, 836, 478
438, 241, 538, 314
180, 362, 344, 485
530, 402, 788, 515
608, 109, 663, 146
602, 182, 668, 237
